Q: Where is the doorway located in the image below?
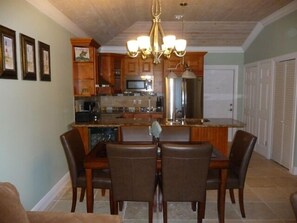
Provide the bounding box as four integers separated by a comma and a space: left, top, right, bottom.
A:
204, 65, 238, 141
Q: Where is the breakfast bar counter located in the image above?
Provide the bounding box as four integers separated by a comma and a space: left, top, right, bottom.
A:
72, 118, 245, 155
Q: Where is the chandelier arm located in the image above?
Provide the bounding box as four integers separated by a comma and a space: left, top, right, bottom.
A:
127, 51, 139, 58
174, 50, 187, 58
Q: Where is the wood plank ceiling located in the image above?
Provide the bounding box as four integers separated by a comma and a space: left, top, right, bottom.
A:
47, 0, 294, 47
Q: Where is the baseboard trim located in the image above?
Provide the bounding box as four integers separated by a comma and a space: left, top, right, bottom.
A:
31, 172, 70, 211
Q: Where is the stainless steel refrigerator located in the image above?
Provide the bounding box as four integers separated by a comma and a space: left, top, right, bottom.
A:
165, 76, 203, 121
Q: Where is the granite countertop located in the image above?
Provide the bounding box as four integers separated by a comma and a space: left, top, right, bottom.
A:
72, 118, 245, 128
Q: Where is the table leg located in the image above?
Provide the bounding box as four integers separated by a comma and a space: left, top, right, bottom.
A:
85, 168, 94, 213
218, 168, 228, 223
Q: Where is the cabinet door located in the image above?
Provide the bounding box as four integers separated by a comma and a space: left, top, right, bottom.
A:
100, 54, 114, 84
124, 58, 139, 75
139, 58, 153, 75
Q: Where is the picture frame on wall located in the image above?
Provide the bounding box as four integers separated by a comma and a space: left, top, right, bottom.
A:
38, 41, 51, 81
0, 25, 17, 79
74, 47, 90, 62
20, 33, 36, 80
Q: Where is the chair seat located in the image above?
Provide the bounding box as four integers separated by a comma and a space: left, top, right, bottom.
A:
77, 169, 111, 189
206, 169, 240, 189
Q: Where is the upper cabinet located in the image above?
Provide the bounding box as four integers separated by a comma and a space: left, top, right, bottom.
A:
71, 38, 100, 97
99, 53, 124, 94
163, 52, 207, 77
123, 56, 153, 76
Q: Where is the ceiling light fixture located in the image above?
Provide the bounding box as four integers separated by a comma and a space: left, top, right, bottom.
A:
126, 0, 187, 64
167, 57, 196, 79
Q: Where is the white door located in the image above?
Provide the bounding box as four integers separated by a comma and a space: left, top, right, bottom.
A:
272, 59, 296, 169
204, 66, 237, 141
256, 61, 273, 158
243, 65, 258, 135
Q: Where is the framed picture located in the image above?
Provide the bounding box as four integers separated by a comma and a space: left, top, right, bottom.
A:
20, 33, 36, 80
38, 41, 51, 81
74, 47, 90, 61
0, 25, 17, 79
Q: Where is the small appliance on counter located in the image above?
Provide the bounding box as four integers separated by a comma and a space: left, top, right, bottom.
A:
156, 96, 164, 112
75, 100, 100, 122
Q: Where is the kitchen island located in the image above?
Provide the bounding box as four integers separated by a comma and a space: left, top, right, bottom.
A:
72, 118, 245, 155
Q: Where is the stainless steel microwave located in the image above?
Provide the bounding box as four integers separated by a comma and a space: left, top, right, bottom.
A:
125, 75, 154, 92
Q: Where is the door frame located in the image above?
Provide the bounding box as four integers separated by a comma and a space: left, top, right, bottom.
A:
204, 65, 239, 141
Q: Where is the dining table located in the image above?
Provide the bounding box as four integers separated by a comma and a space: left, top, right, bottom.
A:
84, 142, 229, 223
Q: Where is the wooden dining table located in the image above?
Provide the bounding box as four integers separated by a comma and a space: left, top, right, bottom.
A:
84, 142, 229, 223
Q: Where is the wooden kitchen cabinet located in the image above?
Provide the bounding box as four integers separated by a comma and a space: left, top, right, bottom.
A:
99, 53, 124, 94
71, 38, 100, 96
191, 126, 228, 155
163, 52, 207, 77
123, 56, 153, 76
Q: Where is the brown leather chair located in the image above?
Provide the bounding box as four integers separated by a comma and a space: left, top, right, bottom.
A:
160, 143, 213, 223
290, 192, 297, 220
207, 130, 257, 218
120, 125, 153, 142
60, 129, 113, 213
106, 143, 158, 223
158, 126, 190, 142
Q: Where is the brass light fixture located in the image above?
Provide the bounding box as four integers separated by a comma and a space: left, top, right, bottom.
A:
167, 57, 196, 79
126, 0, 187, 64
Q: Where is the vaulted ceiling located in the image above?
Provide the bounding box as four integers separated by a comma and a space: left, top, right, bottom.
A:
30, 0, 296, 49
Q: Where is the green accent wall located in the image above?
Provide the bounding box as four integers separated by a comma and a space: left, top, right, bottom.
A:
0, 0, 74, 209
245, 10, 297, 63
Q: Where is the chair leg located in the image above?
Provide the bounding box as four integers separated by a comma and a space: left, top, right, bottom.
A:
109, 189, 115, 214
238, 188, 246, 218
119, 201, 124, 211
79, 187, 85, 202
101, 189, 106, 196
198, 201, 206, 223
149, 201, 153, 223
191, 202, 197, 211
158, 186, 163, 212
163, 201, 168, 223
71, 187, 77, 212
229, 188, 235, 203
113, 201, 119, 215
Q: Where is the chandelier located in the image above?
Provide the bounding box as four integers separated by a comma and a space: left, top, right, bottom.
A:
126, 0, 187, 64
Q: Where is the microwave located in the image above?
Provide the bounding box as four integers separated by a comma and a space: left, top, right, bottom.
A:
125, 75, 154, 92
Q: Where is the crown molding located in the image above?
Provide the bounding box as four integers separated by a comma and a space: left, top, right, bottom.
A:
242, 1, 297, 51
100, 46, 244, 54
25, 0, 88, 37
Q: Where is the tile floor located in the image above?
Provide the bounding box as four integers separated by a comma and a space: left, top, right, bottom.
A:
47, 152, 297, 222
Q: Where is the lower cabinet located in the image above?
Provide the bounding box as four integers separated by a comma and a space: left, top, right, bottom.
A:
74, 126, 119, 153
191, 127, 228, 155
75, 125, 229, 155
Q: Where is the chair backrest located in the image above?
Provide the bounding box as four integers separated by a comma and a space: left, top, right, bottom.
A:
159, 126, 190, 142
290, 192, 297, 220
60, 128, 86, 186
120, 126, 153, 142
229, 130, 257, 187
106, 143, 157, 202
161, 143, 213, 202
